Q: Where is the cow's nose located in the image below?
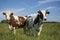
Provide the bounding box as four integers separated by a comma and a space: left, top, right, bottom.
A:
44, 19, 46, 21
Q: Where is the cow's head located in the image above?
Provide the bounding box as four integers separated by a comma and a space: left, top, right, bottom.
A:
38, 10, 50, 21
3, 11, 13, 21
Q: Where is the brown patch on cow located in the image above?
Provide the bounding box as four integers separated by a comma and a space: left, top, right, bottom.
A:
9, 15, 26, 29
9, 15, 17, 27
18, 16, 26, 27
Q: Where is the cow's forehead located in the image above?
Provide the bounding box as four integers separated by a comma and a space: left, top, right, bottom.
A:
4, 11, 13, 15
40, 10, 46, 14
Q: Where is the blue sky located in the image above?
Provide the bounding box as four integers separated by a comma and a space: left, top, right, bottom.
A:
0, 0, 60, 22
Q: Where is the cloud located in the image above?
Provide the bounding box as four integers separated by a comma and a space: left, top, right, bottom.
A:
0, 8, 25, 16
45, 0, 60, 1
38, 0, 60, 4
45, 6, 60, 10
45, 6, 56, 10
0, 8, 25, 21
1, 8, 25, 13
30, 0, 60, 9
10, 8, 25, 13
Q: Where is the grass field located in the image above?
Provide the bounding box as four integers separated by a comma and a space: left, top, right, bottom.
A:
0, 23, 60, 40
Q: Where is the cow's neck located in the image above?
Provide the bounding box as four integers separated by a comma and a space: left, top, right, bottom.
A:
9, 15, 17, 25
34, 14, 40, 24
10, 15, 15, 21
40, 13, 43, 20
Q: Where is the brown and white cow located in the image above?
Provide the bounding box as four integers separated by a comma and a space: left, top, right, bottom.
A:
3, 11, 27, 34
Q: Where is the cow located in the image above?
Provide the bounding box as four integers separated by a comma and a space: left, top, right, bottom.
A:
3, 11, 27, 34
26, 10, 50, 36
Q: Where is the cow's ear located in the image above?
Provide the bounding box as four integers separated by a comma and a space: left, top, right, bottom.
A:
11, 13, 13, 15
3, 12, 6, 15
38, 10, 41, 13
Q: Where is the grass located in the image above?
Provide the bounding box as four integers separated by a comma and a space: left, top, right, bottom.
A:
0, 23, 60, 40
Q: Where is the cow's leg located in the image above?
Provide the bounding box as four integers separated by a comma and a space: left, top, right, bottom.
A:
13, 27, 16, 34
8, 24, 13, 31
23, 26, 27, 34
8, 24, 14, 34
25, 22, 30, 35
38, 24, 43, 36
31, 24, 36, 36
32, 27, 35, 36
24, 25, 30, 35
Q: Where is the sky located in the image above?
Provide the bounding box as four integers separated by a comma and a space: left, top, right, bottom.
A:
0, 0, 60, 22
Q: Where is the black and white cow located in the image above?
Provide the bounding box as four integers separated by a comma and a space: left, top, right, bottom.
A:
26, 10, 50, 36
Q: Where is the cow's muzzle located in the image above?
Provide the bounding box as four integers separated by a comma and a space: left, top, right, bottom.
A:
44, 19, 47, 21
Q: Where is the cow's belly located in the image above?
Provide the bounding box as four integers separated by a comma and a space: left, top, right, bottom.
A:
27, 17, 33, 28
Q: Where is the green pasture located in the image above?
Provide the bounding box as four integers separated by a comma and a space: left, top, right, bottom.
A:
0, 23, 60, 40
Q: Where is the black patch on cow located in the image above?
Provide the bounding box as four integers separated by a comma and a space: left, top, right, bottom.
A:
34, 14, 40, 24
34, 11, 43, 25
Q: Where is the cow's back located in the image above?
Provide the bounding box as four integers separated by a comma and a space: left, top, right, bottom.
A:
18, 16, 26, 26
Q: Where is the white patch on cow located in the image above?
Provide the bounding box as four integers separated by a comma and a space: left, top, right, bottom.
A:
22, 16, 27, 20
13, 15, 20, 25
6, 13, 10, 20
27, 13, 38, 21
40, 10, 47, 19
13, 15, 19, 20
38, 24, 43, 36
4, 11, 13, 20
